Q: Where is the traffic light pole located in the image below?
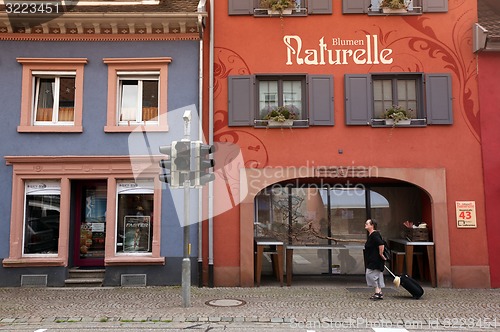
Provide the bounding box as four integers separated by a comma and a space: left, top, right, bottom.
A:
160, 111, 214, 307
181, 111, 192, 308
182, 175, 191, 307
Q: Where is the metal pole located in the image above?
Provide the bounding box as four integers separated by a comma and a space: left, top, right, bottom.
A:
181, 110, 191, 307
182, 177, 191, 307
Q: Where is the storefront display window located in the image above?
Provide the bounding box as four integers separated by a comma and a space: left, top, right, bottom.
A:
116, 180, 154, 254
23, 181, 60, 255
254, 184, 423, 275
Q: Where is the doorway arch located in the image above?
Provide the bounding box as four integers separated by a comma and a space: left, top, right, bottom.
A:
239, 166, 451, 287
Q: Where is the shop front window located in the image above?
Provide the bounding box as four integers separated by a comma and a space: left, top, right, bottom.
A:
254, 184, 423, 276
23, 181, 60, 255
116, 180, 154, 253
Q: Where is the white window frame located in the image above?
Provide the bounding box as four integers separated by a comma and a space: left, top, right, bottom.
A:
117, 71, 160, 126
32, 71, 76, 126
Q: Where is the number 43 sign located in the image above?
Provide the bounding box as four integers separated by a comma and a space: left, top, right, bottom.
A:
455, 201, 477, 228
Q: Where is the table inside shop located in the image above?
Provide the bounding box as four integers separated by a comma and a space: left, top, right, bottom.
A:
285, 244, 365, 286
389, 238, 436, 287
254, 237, 284, 286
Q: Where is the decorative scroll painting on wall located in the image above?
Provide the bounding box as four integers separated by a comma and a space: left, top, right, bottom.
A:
212, 0, 479, 169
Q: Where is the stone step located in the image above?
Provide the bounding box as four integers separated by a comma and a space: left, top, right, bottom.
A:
65, 268, 105, 287
64, 278, 103, 287
68, 268, 105, 279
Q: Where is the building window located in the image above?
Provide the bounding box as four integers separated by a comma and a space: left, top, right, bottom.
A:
116, 180, 154, 254
257, 76, 305, 120
344, 73, 453, 126
369, 0, 418, 13
104, 58, 171, 133
23, 181, 60, 256
228, 0, 333, 15
17, 58, 87, 133
372, 75, 421, 119
342, 0, 448, 14
118, 75, 159, 125
228, 74, 334, 127
33, 74, 76, 125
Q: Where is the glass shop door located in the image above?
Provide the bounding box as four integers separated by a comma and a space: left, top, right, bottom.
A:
74, 181, 107, 267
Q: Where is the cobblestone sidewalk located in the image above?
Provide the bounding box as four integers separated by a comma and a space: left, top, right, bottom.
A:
0, 282, 498, 331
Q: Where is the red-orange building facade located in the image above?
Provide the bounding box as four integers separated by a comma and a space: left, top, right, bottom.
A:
203, 0, 491, 288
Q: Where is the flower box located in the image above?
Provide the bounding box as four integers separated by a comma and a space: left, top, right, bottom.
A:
382, 7, 408, 13
267, 119, 294, 127
403, 228, 429, 242
267, 8, 293, 15
385, 119, 411, 126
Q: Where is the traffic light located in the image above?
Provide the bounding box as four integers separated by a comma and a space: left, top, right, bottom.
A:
194, 141, 216, 186
174, 141, 191, 171
158, 144, 179, 187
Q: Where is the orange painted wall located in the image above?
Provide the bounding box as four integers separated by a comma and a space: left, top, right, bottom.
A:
209, 1, 488, 285
478, 52, 500, 287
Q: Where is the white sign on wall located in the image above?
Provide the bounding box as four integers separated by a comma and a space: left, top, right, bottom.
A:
455, 201, 477, 228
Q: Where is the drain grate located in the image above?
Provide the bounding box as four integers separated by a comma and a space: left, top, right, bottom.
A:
205, 299, 246, 307
21, 274, 48, 287
121, 274, 146, 287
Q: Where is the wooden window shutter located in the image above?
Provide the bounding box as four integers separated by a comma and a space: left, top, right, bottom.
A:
342, 0, 370, 13
425, 73, 453, 124
308, 75, 334, 126
344, 74, 372, 125
228, 0, 255, 15
308, 0, 333, 14
423, 0, 448, 12
228, 75, 255, 126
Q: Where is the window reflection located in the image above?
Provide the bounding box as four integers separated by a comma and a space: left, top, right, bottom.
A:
116, 180, 154, 253
24, 181, 60, 255
254, 184, 424, 276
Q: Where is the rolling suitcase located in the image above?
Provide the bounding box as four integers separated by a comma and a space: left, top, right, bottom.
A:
399, 274, 424, 299
384, 265, 424, 299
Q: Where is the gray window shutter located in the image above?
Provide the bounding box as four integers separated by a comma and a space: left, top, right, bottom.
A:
345, 74, 372, 125
308, 75, 334, 126
228, 0, 255, 15
425, 73, 453, 125
308, 0, 333, 14
342, 0, 370, 13
423, 0, 448, 12
228, 75, 254, 126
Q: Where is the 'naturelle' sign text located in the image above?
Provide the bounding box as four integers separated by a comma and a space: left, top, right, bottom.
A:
284, 35, 393, 65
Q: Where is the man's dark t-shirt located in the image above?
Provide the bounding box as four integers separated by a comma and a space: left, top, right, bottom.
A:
364, 231, 385, 271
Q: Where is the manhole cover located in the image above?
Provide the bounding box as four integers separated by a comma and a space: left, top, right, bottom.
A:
205, 299, 246, 307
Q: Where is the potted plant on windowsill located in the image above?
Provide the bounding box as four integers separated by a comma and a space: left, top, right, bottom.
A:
383, 105, 412, 126
380, 0, 410, 13
264, 106, 296, 127
260, 0, 296, 15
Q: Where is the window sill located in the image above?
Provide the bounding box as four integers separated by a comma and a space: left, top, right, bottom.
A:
17, 125, 83, 133
254, 7, 307, 17
3, 257, 66, 267
104, 125, 168, 133
371, 119, 427, 127
368, 9, 422, 16
253, 119, 309, 128
105, 256, 165, 266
